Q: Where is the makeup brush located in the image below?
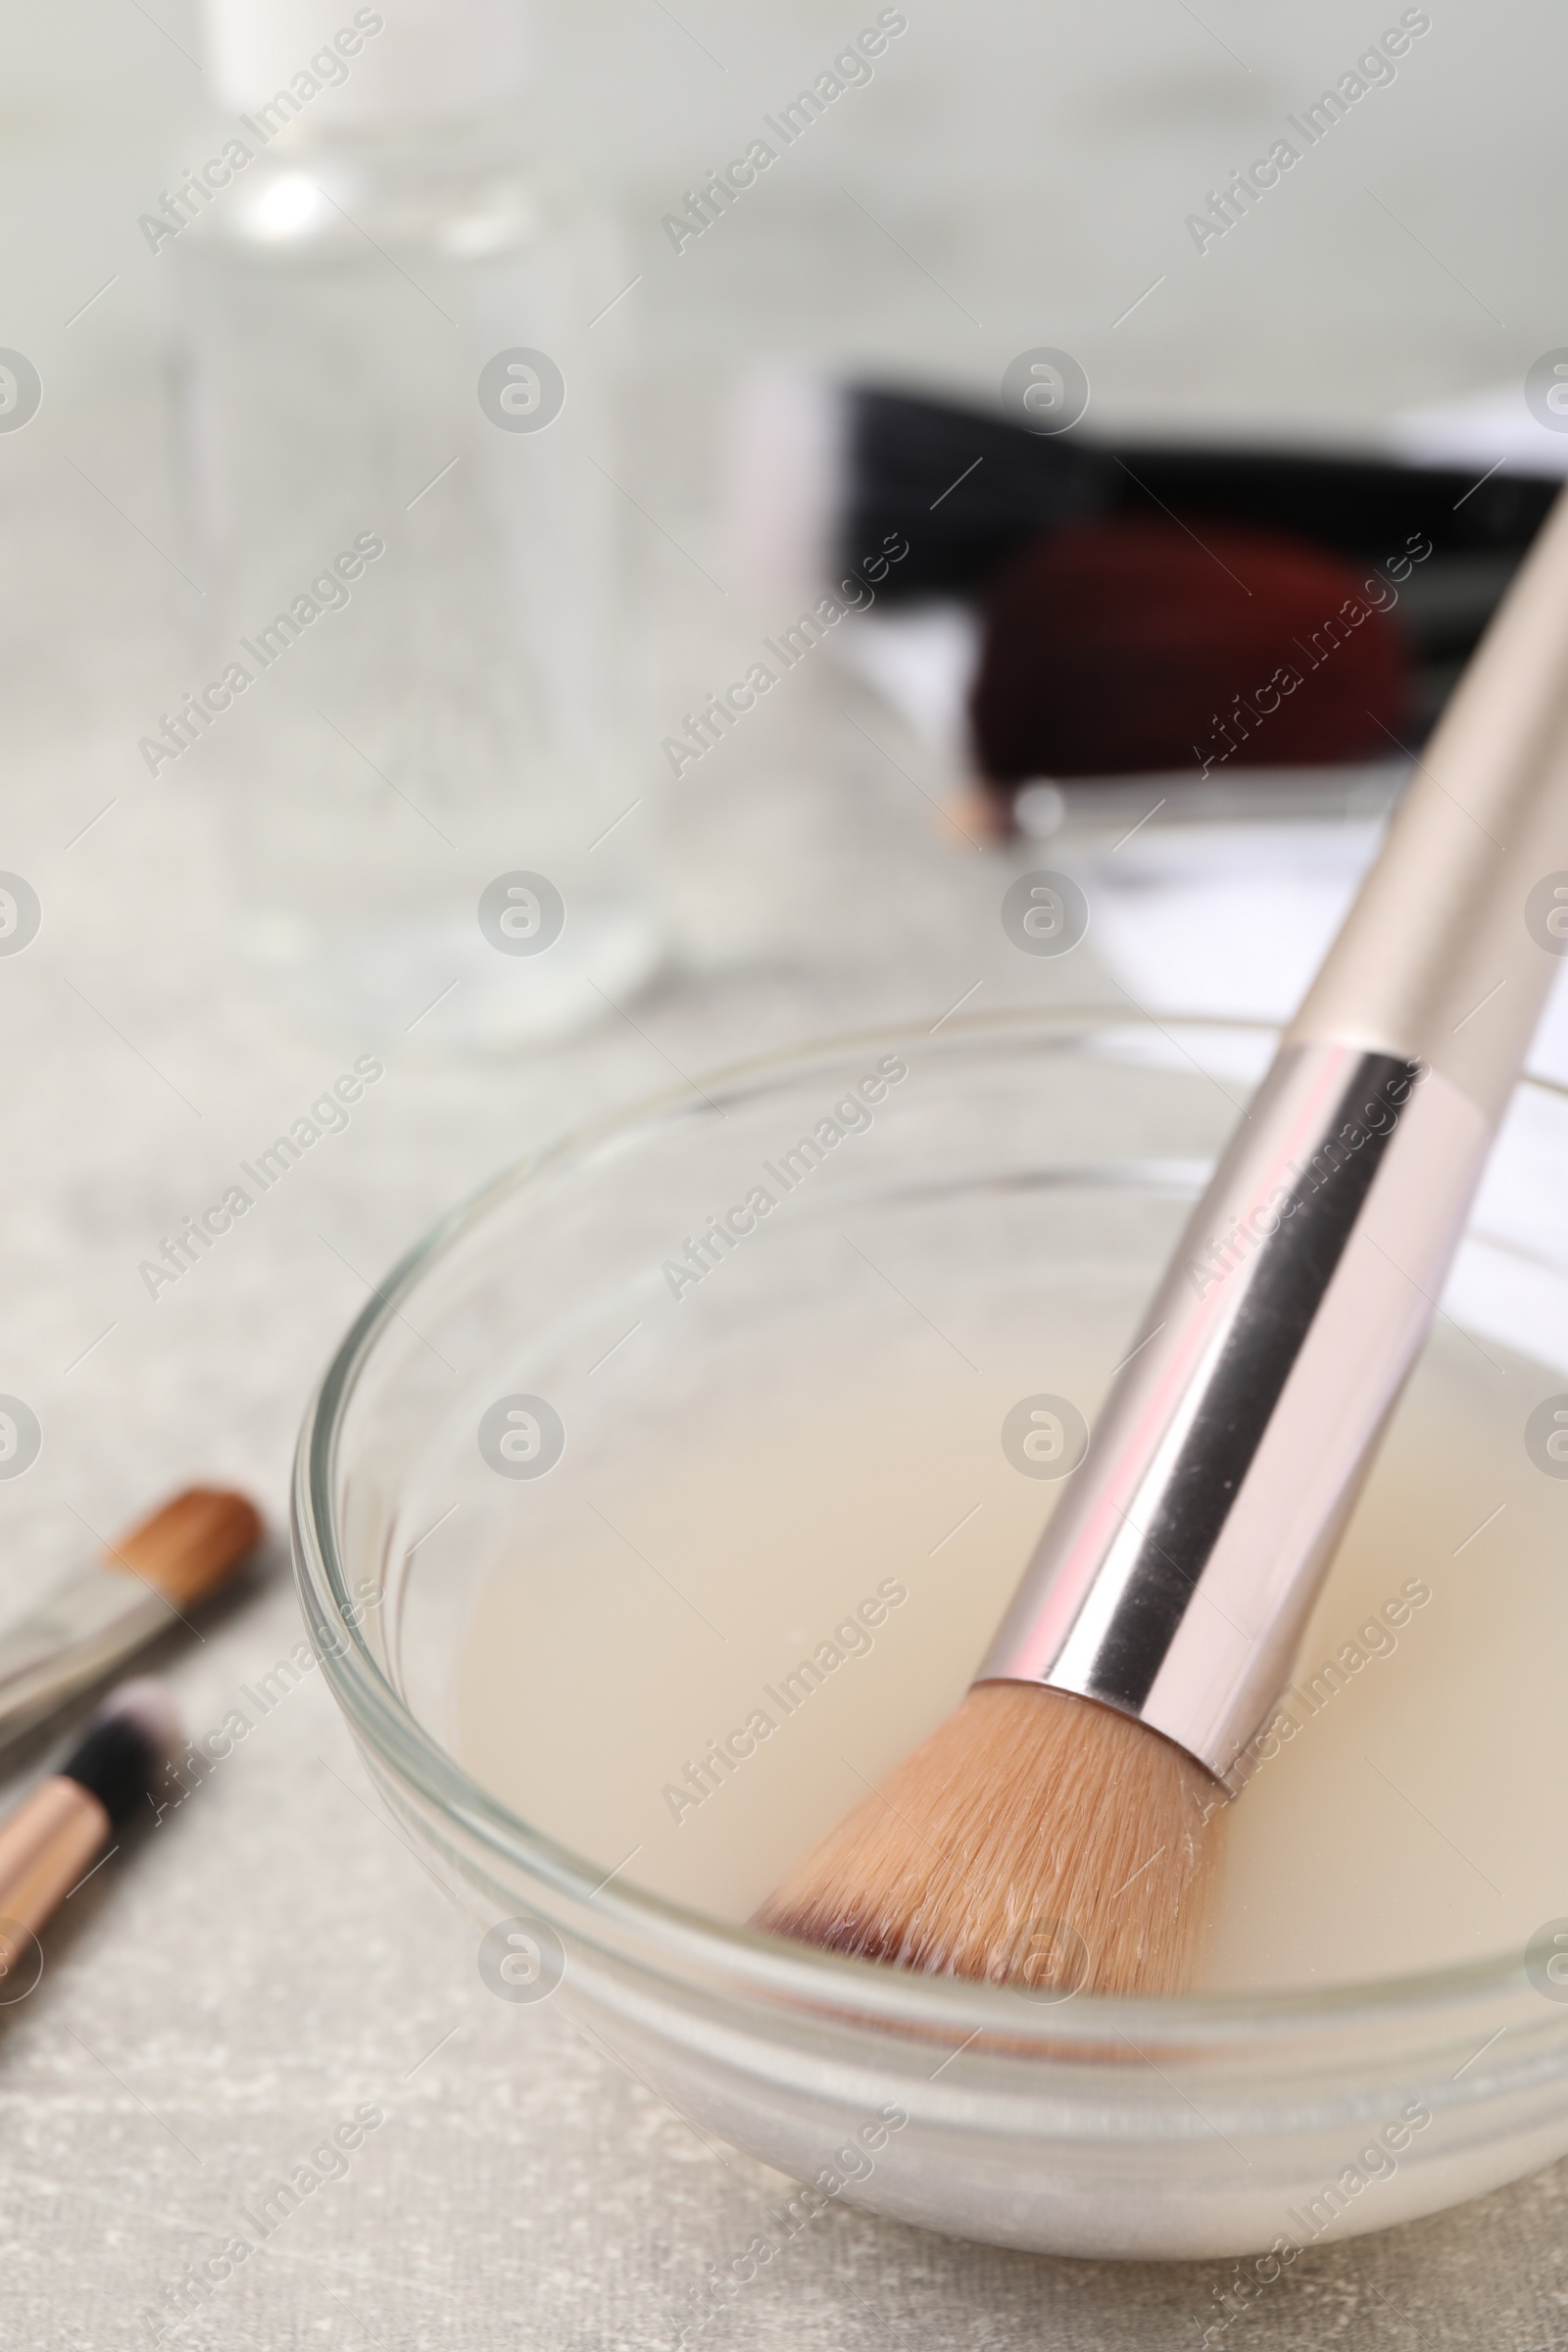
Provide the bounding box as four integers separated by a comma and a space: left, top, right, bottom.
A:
0, 1489, 262, 1754
757, 485, 1568, 1998
0, 1679, 181, 1978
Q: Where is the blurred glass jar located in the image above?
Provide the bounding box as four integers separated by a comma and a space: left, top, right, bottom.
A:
168, 0, 662, 1054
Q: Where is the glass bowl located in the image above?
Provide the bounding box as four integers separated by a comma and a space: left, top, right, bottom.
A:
292, 1010, 1568, 2260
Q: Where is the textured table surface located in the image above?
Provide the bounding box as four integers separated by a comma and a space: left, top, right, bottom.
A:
5, 3, 1568, 2344
4, 512, 1568, 2352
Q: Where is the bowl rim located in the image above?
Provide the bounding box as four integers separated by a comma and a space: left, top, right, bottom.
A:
292, 1004, 1568, 2049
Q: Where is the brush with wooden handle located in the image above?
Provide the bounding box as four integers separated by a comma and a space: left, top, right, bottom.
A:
0, 1489, 263, 1755
756, 487, 1568, 1998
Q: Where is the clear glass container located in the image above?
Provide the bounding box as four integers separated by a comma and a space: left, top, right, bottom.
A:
171, 112, 661, 1053
292, 1010, 1568, 2257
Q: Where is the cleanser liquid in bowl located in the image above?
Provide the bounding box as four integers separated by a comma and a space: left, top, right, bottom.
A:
306, 1016, 1568, 2255
455, 1315, 1568, 1992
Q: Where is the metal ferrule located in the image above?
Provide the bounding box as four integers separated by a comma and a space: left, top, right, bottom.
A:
975, 1041, 1493, 1791
0, 1563, 174, 1754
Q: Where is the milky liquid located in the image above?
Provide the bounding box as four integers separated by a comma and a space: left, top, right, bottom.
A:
456, 1317, 1568, 1992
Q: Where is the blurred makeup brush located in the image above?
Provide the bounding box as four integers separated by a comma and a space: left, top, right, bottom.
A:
757, 486, 1568, 1997
0, 1489, 262, 1753
0, 1679, 181, 1972
728, 373, 1561, 822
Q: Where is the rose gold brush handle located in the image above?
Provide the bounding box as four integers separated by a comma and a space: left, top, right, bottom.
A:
979, 488, 1568, 1788
0, 1778, 109, 1936
1290, 484, 1568, 1115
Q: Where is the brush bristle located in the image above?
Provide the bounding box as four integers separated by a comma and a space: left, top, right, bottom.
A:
108, 1487, 264, 1607
63, 1679, 183, 1826
754, 1683, 1225, 1997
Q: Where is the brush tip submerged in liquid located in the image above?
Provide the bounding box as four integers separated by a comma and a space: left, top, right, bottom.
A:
753, 1684, 1223, 1997
758, 491, 1568, 2003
